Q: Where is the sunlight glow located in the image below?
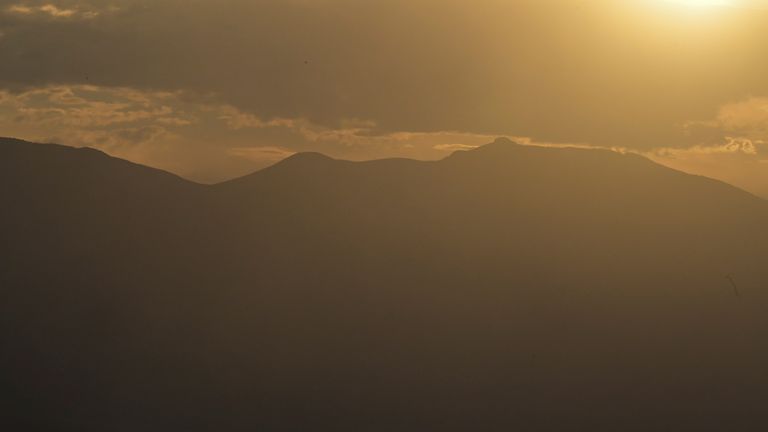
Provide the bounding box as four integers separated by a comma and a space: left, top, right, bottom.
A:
665, 0, 733, 6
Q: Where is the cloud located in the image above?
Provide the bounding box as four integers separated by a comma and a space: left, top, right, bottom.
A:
209, 104, 500, 159
3, 85, 188, 128
6, 5, 34, 14
0, 85, 195, 172
4, 2, 101, 19
2, 0, 768, 150
683, 97, 768, 144
651, 137, 762, 158
0, 84, 504, 182
670, 96, 768, 158
2, 1, 768, 196
433, 144, 479, 152
215, 105, 296, 130
2, 78, 767, 200
648, 144, 768, 199
715, 98, 768, 131
647, 98, 768, 197
3, 83, 766, 200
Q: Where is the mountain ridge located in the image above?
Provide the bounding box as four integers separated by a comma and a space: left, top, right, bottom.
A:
2, 134, 768, 431
2, 135, 765, 206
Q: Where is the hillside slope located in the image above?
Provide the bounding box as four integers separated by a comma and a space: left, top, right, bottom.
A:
2, 137, 768, 431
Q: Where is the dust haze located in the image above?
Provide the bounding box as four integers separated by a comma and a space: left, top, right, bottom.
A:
2, 1, 768, 430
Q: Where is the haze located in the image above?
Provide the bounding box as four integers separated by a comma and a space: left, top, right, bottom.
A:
3, 2, 768, 431
1, 0, 767, 196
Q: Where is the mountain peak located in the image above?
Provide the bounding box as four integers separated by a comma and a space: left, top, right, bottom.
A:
491, 136, 519, 146
267, 151, 338, 172
219, 151, 340, 188
470, 137, 524, 153
443, 137, 527, 162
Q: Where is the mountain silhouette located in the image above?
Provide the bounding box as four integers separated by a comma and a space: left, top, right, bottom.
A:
2, 136, 768, 431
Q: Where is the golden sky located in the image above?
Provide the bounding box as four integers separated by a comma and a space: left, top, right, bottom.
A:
1, 0, 767, 196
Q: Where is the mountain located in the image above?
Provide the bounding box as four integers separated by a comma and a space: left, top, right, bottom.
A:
0, 137, 203, 272
2, 136, 768, 431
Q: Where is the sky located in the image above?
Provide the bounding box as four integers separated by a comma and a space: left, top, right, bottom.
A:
1, 0, 767, 196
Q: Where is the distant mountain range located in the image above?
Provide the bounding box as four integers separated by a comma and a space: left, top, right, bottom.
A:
2, 136, 768, 431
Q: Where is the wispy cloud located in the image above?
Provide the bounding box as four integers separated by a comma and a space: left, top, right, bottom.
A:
5, 86, 188, 128
0, 85, 505, 182
3, 83, 767, 197
5, 3, 100, 19
644, 98, 768, 197
433, 144, 479, 152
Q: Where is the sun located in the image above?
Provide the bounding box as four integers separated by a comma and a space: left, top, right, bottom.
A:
665, 0, 733, 6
